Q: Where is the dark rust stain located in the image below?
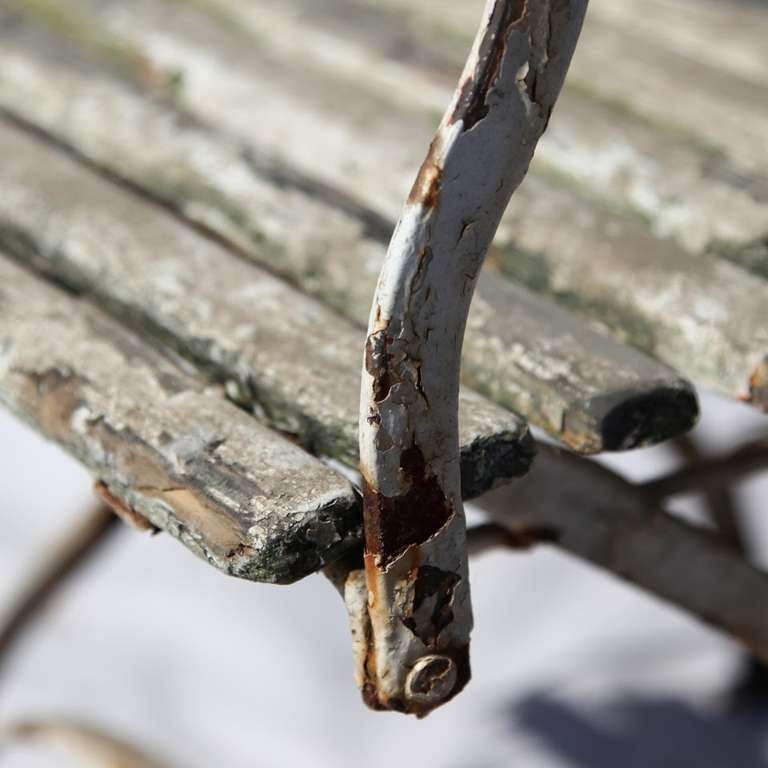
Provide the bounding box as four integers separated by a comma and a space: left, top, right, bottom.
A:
364, 328, 394, 403
361, 683, 388, 711
94, 481, 158, 533
403, 565, 461, 645
363, 445, 453, 570
226, 542, 257, 560
450, 0, 529, 131
413, 358, 428, 408
362, 683, 407, 713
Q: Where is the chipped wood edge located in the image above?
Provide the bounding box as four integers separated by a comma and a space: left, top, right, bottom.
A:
356, 0, 588, 715
0, 255, 362, 585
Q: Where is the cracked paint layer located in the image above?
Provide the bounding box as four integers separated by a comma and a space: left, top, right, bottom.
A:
357, 0, 589, 715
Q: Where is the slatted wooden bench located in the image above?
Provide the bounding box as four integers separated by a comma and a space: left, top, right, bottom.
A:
1, 0, 767, 720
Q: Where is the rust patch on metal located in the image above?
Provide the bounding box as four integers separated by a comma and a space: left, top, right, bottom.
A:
94, 481, 158, 533
361, 683, 387, 711
226, 542, 257, 560
364, 327, 394, 403
362, 552, 381, 698
450, 0, 529, 131
407, 137, 443, 209
363, 445, 454, 570
363, 553, 380, 608
747, 357, 768, 411
403, 566, 461, 645
362, 684, 407, 714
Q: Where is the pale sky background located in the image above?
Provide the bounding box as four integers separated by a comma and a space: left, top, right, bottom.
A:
1, 392, 767, 767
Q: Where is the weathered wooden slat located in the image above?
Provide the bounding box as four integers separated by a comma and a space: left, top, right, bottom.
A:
586, 0, 768, 86
0, 119, 533, 493
9, 0, 768, 274
574, 4, 768, 172
536, 89, 768, 273
15, 0, 760, 408
0, 256, 361, 584
569, 11, 768, 176
0, 16, 700, 451
207, 0, 761, 409
493, 173, 768, 409
336, 0, 768, 174
464, 276, 699, 452
215, 0, 768, 274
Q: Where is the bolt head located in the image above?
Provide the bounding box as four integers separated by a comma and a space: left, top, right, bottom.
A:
405, 654, 457, 705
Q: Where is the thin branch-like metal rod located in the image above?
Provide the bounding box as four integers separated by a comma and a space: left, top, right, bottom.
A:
466, 523, 551, 557
640, 436, 768, 502
0, 504, 118, 677
477, 445, 768, 664
356, 0, 588, 715
669, 436, 768, 702
0, 720, 166, 768
669, 435, 748, 554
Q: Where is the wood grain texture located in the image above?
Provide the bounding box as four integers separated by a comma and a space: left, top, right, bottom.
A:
0, 119, 532, 496
0, 256, 361, 584
25, 0, 754, 406
0, 7, 700, 448
209, 0, 768, 277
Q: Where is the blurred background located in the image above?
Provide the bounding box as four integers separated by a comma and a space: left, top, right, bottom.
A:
2, 399, 767, 767
1, 0, 768, 765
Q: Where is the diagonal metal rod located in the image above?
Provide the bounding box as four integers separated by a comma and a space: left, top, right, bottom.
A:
668, 434, 768, 705
476, 444, 768, 665
640, 436, 768, 503
0, 719, 167, 768
0, 503, 119, 678
669, 434, 748, 553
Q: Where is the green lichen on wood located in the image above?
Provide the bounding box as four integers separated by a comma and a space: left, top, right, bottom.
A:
493, 243, 658, 353
530, 159, 654, 229
708, 238, 768, 281
561, 79, 727, 162
555, 292, 658, 354
2, 0, 182, 97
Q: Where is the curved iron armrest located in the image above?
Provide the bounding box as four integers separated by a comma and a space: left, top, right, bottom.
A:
349, 0, 589, 716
